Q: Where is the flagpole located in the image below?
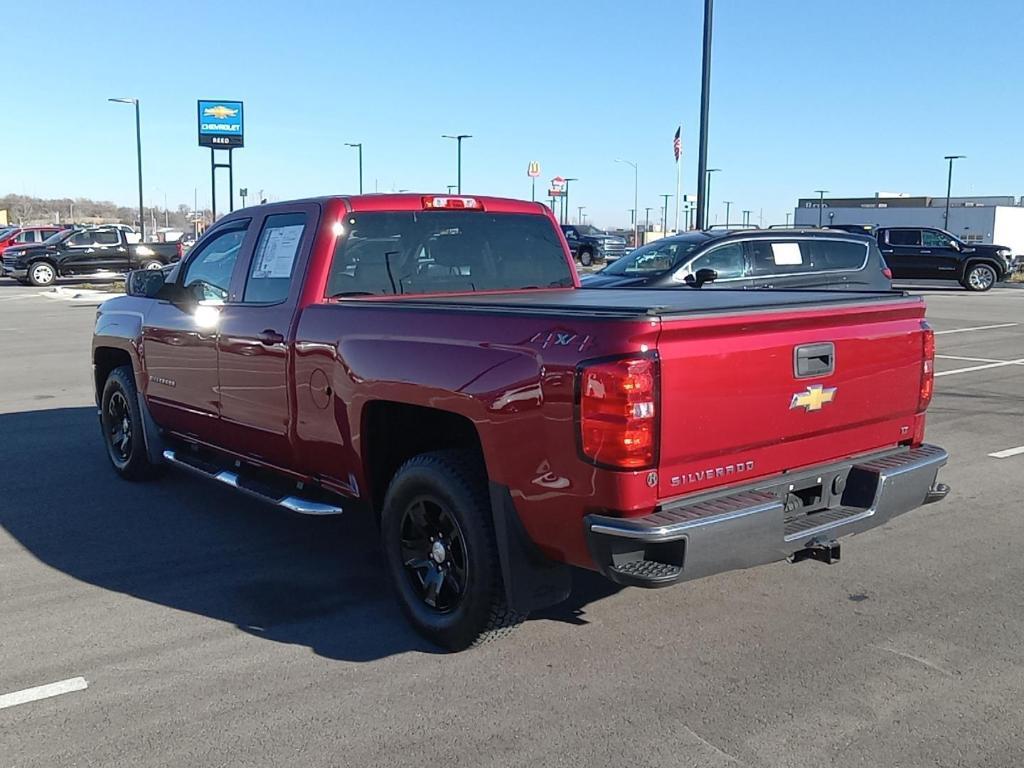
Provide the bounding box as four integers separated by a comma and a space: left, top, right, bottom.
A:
675, 154, 681, 233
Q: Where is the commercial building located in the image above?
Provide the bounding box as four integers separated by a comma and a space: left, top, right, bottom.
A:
793, 194, 1024, 255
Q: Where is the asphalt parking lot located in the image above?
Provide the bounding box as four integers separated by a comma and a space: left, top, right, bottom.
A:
1, 280, 1022, 768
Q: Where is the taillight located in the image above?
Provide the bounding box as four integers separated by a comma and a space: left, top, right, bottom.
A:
919, 322, 935, 410
882, 266, 893, 280
422, 196, 483, 210
578, 356, 659, 470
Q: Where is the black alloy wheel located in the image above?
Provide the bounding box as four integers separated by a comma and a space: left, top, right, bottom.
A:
399, 496, 468, 613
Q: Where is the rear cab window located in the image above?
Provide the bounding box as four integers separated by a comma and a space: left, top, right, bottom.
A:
326, 211, 573, 297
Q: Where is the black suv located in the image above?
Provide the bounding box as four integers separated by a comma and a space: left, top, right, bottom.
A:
560, 224, 627, 267
874, 227, 1013, 292
581, 229, 891, 291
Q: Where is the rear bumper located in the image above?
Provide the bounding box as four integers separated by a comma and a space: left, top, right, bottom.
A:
584, 444, 948, 587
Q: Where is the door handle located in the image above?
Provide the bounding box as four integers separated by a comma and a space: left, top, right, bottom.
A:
920, 250, 932, 254
258, 329, 284, 345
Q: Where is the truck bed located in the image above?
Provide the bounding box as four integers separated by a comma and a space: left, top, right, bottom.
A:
341, 287, 911, 318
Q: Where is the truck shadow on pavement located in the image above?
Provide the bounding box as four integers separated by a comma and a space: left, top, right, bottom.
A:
0, 407, 619, 662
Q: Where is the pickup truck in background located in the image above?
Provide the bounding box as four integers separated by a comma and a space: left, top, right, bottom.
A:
92, 193, 949, 650
830, 225, 1013, 291
560, 223, 627, 266
2, 225, 181, 286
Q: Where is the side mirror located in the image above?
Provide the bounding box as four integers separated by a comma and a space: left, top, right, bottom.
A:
125, 268, 168, 298
685, 268, 718, 288
948, 239, 960, 251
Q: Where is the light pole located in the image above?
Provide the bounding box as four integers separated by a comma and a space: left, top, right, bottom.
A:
785, 212, 791, 226
447, 185, 457, 194
943, 155, 965, 231
723, 200, 733, 227
660, 193, 673, 234
644, 207, 653, 243
441, 134, 471, 193
345, 142, 364, 194
704, 169, 720, 229
577, 205, 586, 224
814, 190, 829, 227
108, 97, 144, 241
695, 0, 715, 230
616, 159, 639, 254
742, 209, 751, 227
562, 178, 578, 226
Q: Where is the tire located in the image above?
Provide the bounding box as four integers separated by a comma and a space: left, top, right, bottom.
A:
141, 260, 163, 270
962, 263, 997, 292
381, 450, 525, 650
100, 365, 163, 481
28, 261, 56, 287
579, 249, 593, 267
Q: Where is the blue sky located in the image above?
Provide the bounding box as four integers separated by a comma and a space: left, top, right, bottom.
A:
5, 0, 1022, 227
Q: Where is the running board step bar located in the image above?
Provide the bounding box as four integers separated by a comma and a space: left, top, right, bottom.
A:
162, 449, 343, 516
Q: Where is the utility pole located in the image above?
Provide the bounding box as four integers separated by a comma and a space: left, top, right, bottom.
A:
815, 189, 829, 227
345, 143, 364, 194
441, 134, 471, 193
644, 207, 653, 244
723, 200, 732, 227
943, 155, 965, 231
695, 0, 715, 230
660, 194, 673, 235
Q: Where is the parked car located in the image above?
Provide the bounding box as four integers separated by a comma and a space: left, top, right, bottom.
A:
92, 193, 947, 650
582, 229, 892, 291
873, 227, 1013, 291
2, 225, 181, 286
0, 225, 65, 252
560, 224, 627, 266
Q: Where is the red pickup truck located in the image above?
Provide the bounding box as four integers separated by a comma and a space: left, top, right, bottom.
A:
92, 194, 949, 650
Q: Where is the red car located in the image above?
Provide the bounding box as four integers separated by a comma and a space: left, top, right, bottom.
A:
0, 225, 64, 252
92, 193, 949, 650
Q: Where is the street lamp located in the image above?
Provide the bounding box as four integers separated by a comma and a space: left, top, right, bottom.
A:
616, 159, 639, 254
704, 169, 720, 229
742, 209, 751, 227
660, 193, 673, 234
345, 142, 364, 194
577, 205, 586, 224
943, 155, 965, 231
644, 207, 653, 244
814, 189, 829, 227
695, 0, 715, 231
447, 185, 457, 194
723, 200, 733, 227
562, 178, 578, 226
108, 97, 144, 241
785, 212, 792, 227
441, 134, 472, 193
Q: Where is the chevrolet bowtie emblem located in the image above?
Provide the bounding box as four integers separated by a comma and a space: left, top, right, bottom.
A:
790, 384, 836, 412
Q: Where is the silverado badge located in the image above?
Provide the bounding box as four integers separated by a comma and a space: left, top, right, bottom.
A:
790, 384, 836, 412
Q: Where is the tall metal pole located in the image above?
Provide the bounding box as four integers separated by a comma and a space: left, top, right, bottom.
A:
563, 178, 578, 226
616, 160, 639, 250
742, 209, 751, 227
133, 100, 144, 241
577, 206, 585, 224
695, 0, 714, 230
644, 207, 652, 244
211, 149, 217, 220
442, 135, 471, 194
704, 169, 719, 228
723, 200, 732, 227
815, 189, 828, 227
345, 143, 364, 194
944, 155, 964, 231
531, 176, 536, 202
228, 148, 235, 213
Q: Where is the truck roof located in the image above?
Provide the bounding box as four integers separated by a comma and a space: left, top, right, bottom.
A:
235, 193, 549, 216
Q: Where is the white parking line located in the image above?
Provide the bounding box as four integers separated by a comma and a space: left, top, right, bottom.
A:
989, 446, 1024, 459
0, 677, 88, 710
936, 355, 1007, 364
935, 358, 1024, 377
934, 323, 1018, 335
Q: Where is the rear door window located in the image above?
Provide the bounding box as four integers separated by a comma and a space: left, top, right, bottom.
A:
921, 230, 953, 248
887, 229, 921, 246
243, 212, 307, 303
94, 230, 120, 246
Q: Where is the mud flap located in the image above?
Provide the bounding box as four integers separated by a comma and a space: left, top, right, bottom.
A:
136, 391, 166, 466
489, 483, 572, 614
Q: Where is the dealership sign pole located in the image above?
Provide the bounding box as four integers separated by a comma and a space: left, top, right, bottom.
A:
198, 100, 244, 219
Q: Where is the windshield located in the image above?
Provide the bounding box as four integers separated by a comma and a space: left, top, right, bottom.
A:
0, 227, 15, 239
601, 236, 704, 276
326, 211, 574, 297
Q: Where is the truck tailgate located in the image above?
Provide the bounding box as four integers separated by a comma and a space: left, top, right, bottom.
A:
655, 297, 927, 499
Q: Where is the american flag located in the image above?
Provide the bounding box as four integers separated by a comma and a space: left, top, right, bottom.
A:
673, 126, 682, 162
